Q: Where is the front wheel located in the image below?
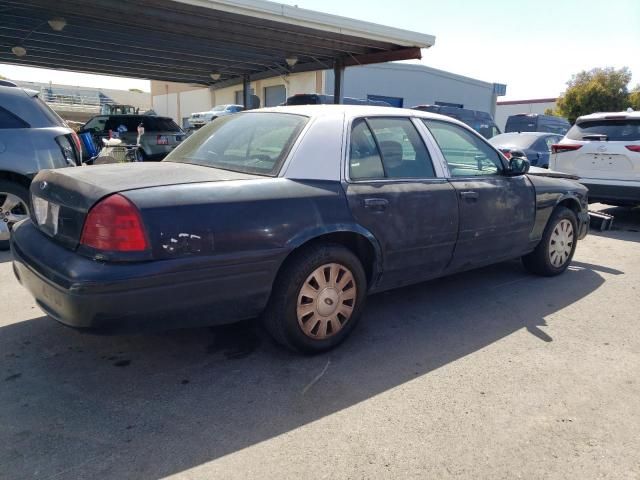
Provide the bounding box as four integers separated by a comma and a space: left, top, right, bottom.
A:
263, 243, 367, 353
522, 206, 577, 276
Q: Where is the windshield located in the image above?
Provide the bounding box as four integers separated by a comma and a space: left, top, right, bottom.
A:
566, 119, 640, 141
489, 134, 540, 148
211, 105, 227, 112
165, 112, 308, 175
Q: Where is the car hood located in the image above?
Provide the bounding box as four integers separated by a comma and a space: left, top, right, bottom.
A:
527, 166, 579, 180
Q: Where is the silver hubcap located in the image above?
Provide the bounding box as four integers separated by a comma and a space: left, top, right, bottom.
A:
0, 193, 29, 241
549, 219, 574, 268
297, 263, 357, 339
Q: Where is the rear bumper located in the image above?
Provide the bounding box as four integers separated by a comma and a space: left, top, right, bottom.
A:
11, 220, 284, 333
581, 180, 640, 206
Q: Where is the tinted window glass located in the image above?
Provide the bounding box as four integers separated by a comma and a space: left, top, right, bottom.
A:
505, 116, 538, 133
566, 119, 640, 141
104, 116, 141, 132
166, 112, 307, 176
423, 119, 503, 176
143, 117, 181, 132
349, 119, 384, 180
83, 116, 108, 132
0, 106, 29, 129
367, 118, 435, 179
32, 96, 66, 127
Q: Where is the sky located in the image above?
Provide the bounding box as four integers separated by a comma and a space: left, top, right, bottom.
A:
0, 0, 638, 100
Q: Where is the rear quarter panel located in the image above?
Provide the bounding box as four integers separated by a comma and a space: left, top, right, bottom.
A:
123, 178, 360, 260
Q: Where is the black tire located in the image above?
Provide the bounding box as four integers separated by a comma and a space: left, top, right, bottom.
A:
263, 243, 368, 354
522, 206, 578, 276
0, 180, 30, 251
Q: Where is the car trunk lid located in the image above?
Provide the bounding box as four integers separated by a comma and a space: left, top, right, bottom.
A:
29, 162, 262, 250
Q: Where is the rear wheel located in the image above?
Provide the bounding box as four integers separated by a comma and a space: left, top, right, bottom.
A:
0, 180, 30, 251
522, 206, 577, 276
263, 243, 367, 353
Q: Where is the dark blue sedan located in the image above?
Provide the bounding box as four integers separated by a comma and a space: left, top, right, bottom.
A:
489, 132, 564, 168
11, 106, 589, 353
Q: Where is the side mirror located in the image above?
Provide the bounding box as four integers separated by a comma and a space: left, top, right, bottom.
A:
506, 156, 530, 176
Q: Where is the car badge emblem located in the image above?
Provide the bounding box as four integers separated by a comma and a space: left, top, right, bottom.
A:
39, 181, 48, 190
597, 145, 607, 152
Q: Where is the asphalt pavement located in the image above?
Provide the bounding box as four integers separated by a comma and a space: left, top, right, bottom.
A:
1, 205, 639, 480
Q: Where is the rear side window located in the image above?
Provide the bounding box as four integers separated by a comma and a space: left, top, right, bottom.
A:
566, 119, 640, 141
166, 112, 308, 176
0, 106, 29, 129
349, 117, 435, 180
32, 96, 66, 127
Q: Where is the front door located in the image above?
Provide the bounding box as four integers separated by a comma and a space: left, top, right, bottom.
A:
422, 119, 535, 271
345, 117, 459, 290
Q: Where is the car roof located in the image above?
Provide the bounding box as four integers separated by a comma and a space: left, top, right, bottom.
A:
576, 110, 640, 122
253, 104, 466, 124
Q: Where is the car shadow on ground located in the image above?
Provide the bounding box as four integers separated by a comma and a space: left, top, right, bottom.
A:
590, 205, 640, 243
0, 259, 609, 479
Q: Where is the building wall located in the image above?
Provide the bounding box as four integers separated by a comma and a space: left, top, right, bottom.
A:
494, 99, 558, 131
325, 63, 500, 114
151, 64, 504, 124
150, 72, 320, 123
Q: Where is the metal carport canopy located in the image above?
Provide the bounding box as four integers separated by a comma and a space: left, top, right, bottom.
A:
0, 0, 435, 90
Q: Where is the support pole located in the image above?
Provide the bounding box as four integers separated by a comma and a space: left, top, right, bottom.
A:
333, 59, 344, 104
243, 75, 251, 110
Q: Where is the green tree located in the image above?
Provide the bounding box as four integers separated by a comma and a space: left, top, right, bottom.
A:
630, 86, 640, 111
556, 67, 632, 123
544, 107, 559, 116
128, 88, 143, 93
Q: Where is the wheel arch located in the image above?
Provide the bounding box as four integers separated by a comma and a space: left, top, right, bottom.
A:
281, 225, 383, 289
0, 170, 32, 190
555, 194, 582, 216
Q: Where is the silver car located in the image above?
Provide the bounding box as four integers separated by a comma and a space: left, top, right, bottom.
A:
188, 104, 244, 128
0, 85, 80, 250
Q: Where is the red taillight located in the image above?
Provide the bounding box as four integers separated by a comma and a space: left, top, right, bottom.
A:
552, 144, 582, 154
625, 145, 640, 153
80, 194, 149, 252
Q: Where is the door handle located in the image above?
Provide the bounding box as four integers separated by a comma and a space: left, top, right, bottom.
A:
363, 198, 389, 211
460, 191, 479, 201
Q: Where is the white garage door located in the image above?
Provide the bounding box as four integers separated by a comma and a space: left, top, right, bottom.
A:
264, 85, 286, 107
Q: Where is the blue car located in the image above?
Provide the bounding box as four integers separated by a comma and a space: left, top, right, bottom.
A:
489, 132, 564, 168
12, 106, 589, 353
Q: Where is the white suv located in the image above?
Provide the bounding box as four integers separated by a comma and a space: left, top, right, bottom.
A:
550, 110, 640, 206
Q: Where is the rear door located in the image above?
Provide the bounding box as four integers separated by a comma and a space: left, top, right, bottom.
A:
422, 119, 535, 270
345, 117, 458, 290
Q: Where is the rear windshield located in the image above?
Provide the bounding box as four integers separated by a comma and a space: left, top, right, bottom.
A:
489, 134, 540, 148
165, 112, 308, 175
566, 119, 640, 141
33, 96, 66, 127
505, 117, 537, 132
286, 95, 321, 105
103, 116, 181, 132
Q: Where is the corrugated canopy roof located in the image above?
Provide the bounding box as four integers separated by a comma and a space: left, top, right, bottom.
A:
0, 0, 435, 87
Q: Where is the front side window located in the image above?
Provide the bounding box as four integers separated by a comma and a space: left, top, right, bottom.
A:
83, 116, 108, 132
349, 117, 435, 180
166, 112, 307, 176
423, 119, 503, 177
